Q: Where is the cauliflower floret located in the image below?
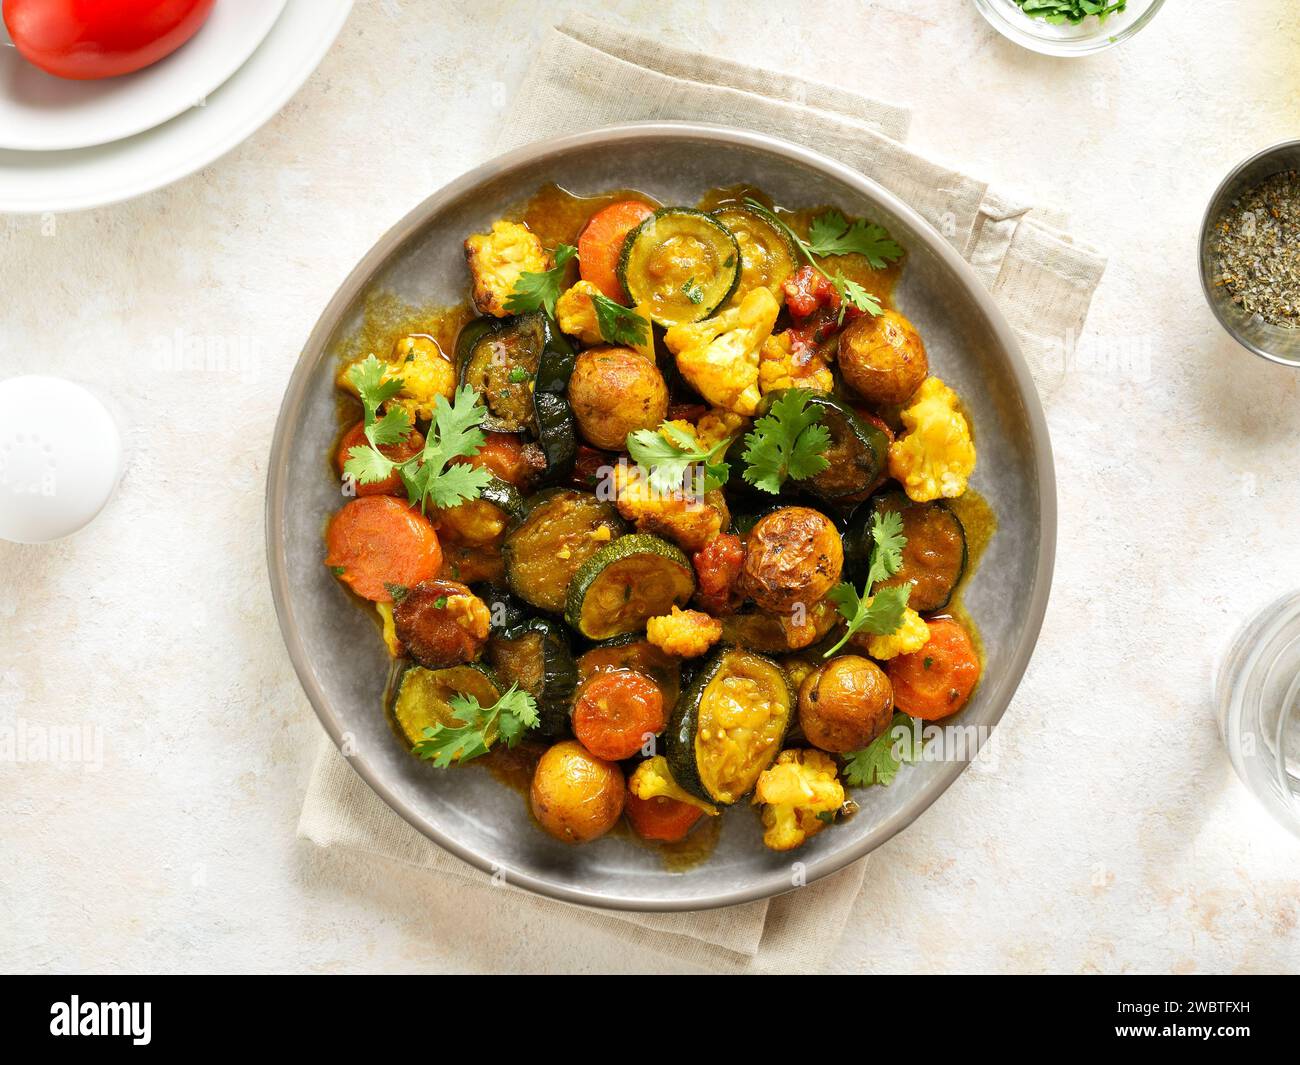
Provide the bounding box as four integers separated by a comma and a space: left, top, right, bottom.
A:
857, 605, 931, 660
611, 463, 728, 552
628, 756, 718, 815
646, 606, 723, 658
888, 377, 976, 502
556, 280, 604, 345
663, 287, 779, 416
464, 220, 548, 317
758, 330, 834, 394
340, 334, 455, 423
753, 749, 846, 852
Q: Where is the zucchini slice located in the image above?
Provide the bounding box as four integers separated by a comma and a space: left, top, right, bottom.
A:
392, 663, 502, 753
846, 490, 968, 612
665, 647, 794, 805
712, 204, 797, 307
576, 633, 682, 710
456, 312, 576, 433
761, 390, 888, 502
531, 389, 577, 486
565, 533, 696, 640
488, 618, 578, 739
502, 488, 626, 613
477, 475, 527, 524
617, 207, 740, 326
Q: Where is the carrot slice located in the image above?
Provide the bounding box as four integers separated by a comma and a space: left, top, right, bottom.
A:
887, 617, 981, 720
572, 670, 665, 761
336, 420, 425, 497
578, 200, 655, 301
324, 496, 442, 602
625, 791, 703, 842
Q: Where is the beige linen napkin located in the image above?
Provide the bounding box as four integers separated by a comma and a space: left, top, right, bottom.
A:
298, 14, 1106, 974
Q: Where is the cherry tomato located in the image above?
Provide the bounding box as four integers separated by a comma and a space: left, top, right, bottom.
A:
3, 0, 217, 80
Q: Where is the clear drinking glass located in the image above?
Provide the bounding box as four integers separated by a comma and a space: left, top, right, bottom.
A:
1215, 593, 1300, 838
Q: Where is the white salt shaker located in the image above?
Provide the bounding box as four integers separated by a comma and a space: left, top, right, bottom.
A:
0, 375, 123, 544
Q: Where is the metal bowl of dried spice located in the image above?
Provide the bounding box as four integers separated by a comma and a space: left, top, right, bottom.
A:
1201, 141, 1300, 368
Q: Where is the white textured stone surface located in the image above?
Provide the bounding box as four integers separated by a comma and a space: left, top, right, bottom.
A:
2, 0, 1299, 974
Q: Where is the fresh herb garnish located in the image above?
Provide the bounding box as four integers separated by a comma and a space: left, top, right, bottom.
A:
592, 292, 650, 347
806, 209, 904, 269
823, 510, 910, 657
503, 243, 577, 317
343, 356, 492, 512
411, 683, 539, 767
743, 197, 891, 320
841, 712, 923, 787
508, 365, 530, 383
741, 388, 831, 494
1013, 0, 1126, 24
681, 277, 705, 305
626, 421, 733, 494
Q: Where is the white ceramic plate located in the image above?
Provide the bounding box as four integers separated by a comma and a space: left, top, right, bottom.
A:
0, 0, 287, 151
0, 0, 351, 213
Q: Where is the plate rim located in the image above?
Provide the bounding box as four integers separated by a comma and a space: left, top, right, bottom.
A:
265, 121, 1058, 912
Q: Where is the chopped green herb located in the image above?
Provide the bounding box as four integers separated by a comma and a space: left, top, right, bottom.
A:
1013, 0, 1126, 24
503, 243, 577, 317
592, 293, 650, 347
741, 388, 831, 494
626, 421, 732, 494
411, 683, 539, 767
841, 712, 924, 787
823, 510, 910, 657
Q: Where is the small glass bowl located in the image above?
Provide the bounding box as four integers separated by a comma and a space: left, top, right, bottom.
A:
972, 0, 1165, 57
1215, 593, 1300, 839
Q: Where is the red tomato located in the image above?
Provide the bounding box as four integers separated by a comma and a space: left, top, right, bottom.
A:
3, 0, 217, 80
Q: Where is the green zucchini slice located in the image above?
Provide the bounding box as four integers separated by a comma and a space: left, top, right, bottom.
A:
488, 618, 577, 739
502, 488, 626, 613
712, 204, 797, 307
846, 491, 968, 612
531, 390, 577, 486
617, 207, 740, 327
392, 664, 502, 753
761, 390, 888, 502
576, 633, 682, 711
456, 312, 576, 433
477, 476, 527, 524
665, 647, 794, 805
565, 533, 696, 640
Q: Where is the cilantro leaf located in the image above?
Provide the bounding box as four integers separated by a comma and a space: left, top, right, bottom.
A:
343, 444, 397, 486
342, 354, 415, 485
626, 421, 732, 495
592, 293, 650, 348
865, 509, 906, 588
823, 510, 911, 656
412, 683, 539, 767
681, 277, 704, 305
740, 389, 831, 494
743, 197, 886, 319
504, 243, 577, 317
832, 275, 884, 321
807, 209, 904, 269
842, 712, 924, 788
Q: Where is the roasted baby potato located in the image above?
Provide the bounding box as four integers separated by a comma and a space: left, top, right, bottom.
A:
837, 309, 928, 406
568, 346, 668, 450
392, 579, 491, 669
798, 655, 894, 754
740, 506, 843, 614
530, 740, 625, 843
